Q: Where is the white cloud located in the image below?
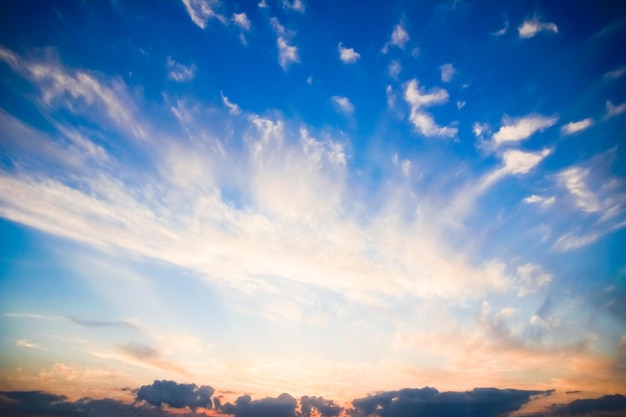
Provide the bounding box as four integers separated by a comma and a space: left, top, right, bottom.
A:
382, 22, 409, 53
492, 21, 509, 36
560, 118, 594, 136
456, 101, 466, 109
604, 64, 626, 80
440, 63, 456, 83
282, 0, 305, 13
518, 17, 558, 39
338, 43, 360, 64
492, 114, 558, 146
473, 122, 489, 138
220, 91, 242, 115
403, 79, 457, 138
516, 263, 552, 296
232, 12, 251, 31
501, 148, 551, 175
558, 167, 601, 213
181, 0, 226, 29
16, 339, 38, 348
523, 194, 555, 207
270, 18, 299, 70
388, 60, 402, 78
331, 96, 354, 116
605, 100, 626, 118
167, 57, 196, 82
0, 47, 146, 140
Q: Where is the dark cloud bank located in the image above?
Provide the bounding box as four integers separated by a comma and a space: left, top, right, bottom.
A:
1, 380, 625, 417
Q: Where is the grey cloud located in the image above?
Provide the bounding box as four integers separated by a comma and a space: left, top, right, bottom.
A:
349, 387, 551, 417
136, 380, 214, 410
220, 393, 297, 417
543, 394, 626, 416
300, 395, 342, 417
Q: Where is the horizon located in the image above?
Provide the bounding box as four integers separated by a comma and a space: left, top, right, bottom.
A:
1, 1, 625, 416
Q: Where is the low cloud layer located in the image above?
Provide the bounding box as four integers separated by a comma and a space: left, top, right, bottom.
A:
2, 382, 624, 417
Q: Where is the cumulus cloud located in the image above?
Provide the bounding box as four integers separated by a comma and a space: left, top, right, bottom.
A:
136, 380, 215, 410
350, 387, 550, 417
403, 79, 457, 138
605, 100, 626, 118
331, 95, 355, 115
167, 57, 196, 82
270, 17, 299, 70
220, 393, 297, 417
338, 43, 361, 64
282, 0, 305, 13
181, 0, 226, 29
560, 118, 593, 135
232, 13, 251, 31
440, 63, 456, 82
300, 396, 342, 417
492, 114, 558, 146
382, 22, 409, 53
518, 16, 559, 38
388, 60, 402, 78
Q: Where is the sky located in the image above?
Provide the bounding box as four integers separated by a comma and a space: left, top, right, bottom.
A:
0, 1, 626, 416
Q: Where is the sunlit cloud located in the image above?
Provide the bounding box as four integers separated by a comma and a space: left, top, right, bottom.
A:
560, 118, 594, 136
518, 16, 558, 39
338, 43, 361, 64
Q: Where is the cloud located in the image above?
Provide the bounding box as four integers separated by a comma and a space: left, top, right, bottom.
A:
382, 22, 409, 53
492, 20, 509, 36
350, 387, 550, 417
0, 47, 146, 140
492, 114, 558, 146
557, 167, 601, 213
220, 393, 298, 417
545, 394, 626, 416
181, 0, 226, 29
221, 91, 242, 115
515, 263, 552, 296
501, 148, 551, 175
16, 339, 39, 348
331, 96, 355, 116
114, 343, 190, 376
605, 100, 626, 118
604, 64, 626, 80
136, 380, 215, 410
300, 396, 342, 417
270, 17, 299, 70
560, 118, 594, 136
440, 63, 456, 82
388, 60, 402, 78
523, 194, 555, 208
167, 57, 196, 82
403, 79, 457, 138
338, 43, 360, 64
232, 13, 251, 31
518, 17, 559, 39
282, 0, 305, 13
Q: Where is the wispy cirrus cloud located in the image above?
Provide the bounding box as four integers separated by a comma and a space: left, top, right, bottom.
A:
518, 16, 558, 39
181, 0, 226, 29
605, 100, 626, 119
167, 57, 196, 82
560, 118, 594, 136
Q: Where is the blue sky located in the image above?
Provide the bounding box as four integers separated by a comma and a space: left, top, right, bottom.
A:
1, 1, 626, 416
